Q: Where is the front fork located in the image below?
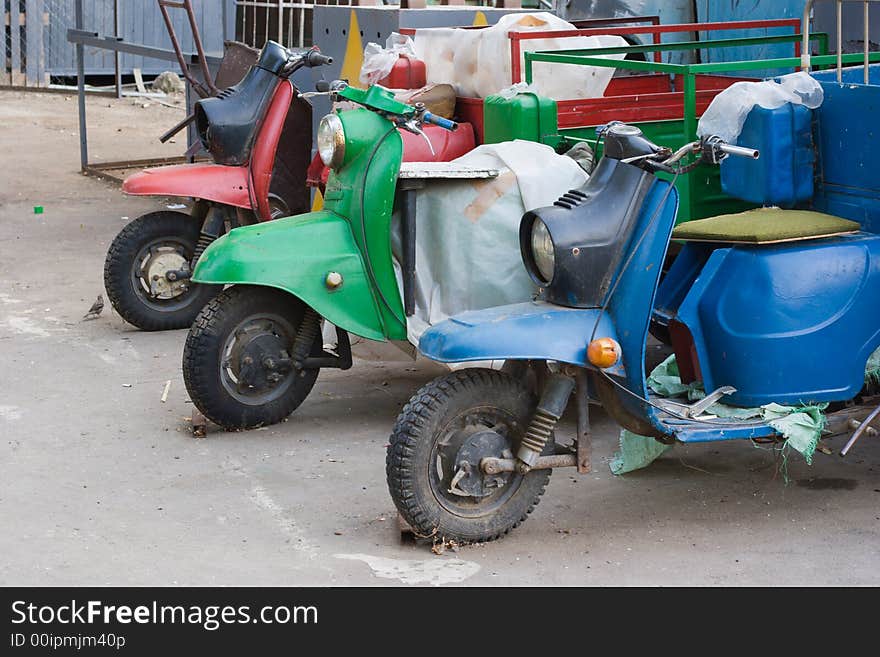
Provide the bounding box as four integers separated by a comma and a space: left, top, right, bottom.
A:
163, 202, 234, 286
483, 365, 592, 476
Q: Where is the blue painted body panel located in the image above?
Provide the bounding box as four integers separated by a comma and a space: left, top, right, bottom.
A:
813, 80, 880, 234
674, 234, 880, 408
418, 301, 624, 377
419, 179, 680, 435
721, 104, 814, 208
657, 415, 777, 443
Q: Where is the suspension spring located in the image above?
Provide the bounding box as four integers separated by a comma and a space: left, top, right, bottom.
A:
291, 307, 321, 368
520, 410, 558, 463
191, 232, 215, 265
516, 372, 575, 471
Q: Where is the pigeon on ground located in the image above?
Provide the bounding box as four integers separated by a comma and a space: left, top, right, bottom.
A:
83, 294, 104, 320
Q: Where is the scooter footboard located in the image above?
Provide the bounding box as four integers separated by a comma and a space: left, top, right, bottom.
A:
418, 301, 624, 377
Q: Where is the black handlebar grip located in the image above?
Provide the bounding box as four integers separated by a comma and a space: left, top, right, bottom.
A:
306, 50, 333, 67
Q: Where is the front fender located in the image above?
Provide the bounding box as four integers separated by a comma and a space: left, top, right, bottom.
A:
123, 163, 251, 209
192, 210, 386, 340
419, 301, 624, 377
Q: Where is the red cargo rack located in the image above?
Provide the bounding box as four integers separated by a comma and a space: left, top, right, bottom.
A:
446, 18, 801, 142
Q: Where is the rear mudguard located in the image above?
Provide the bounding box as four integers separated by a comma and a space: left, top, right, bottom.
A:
192, 210, 386, 340
418, 301, 625, 378
123, 163, 252, 209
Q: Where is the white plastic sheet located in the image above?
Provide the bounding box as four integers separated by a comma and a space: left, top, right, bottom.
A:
359, 33, 419, 86
697, 71, 824, 143
413, 13, 628, 100
392, 140, 589, 345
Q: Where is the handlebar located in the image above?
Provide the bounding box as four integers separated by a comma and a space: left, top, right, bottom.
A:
422, 112, 458, 132
282, 47, 332, 77
715, 142, 759, 160
305, 50, 333, 68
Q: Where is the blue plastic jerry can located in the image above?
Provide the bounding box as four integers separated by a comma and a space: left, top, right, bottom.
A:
720, 104, 814, 207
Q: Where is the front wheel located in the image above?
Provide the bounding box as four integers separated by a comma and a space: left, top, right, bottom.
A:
182, 286, 323, 430
387, 368, 552, 544
103, 211, 221, 331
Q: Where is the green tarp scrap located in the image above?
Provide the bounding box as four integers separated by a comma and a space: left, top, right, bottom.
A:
612, 355, 831, 475
609, 430, 672, 475
867, 346, 880, 388
761, 403, 827, 465
646, 355, 701, 399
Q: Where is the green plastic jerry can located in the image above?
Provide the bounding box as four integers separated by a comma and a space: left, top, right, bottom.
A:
482, 92, 558, 145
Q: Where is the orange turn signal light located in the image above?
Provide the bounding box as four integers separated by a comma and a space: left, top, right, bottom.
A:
587, 337, 622, 369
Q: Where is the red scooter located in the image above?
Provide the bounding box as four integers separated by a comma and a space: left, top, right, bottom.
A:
105, 40, 476, 331
104, 42, 330, 330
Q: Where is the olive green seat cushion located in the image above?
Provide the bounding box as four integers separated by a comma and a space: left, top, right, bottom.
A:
671, 208, 861, 244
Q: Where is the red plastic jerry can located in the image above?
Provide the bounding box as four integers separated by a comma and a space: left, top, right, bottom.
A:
378, 55, 427, 90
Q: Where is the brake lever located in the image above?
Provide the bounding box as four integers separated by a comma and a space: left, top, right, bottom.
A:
297, 90, 332, 99
401, 120, 435, 157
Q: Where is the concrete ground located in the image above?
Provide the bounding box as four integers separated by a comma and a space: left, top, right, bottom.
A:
1, 89, 878, 587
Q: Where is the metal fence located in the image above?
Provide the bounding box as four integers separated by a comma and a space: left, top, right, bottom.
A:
235, 0, 352, 49
234, 0, 506, 50
4, 0, 232, 86
4, 0, 47, 86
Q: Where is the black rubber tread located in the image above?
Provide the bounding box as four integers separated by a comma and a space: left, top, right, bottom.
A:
103, 211, 221, 331
386, 367, 552, 545
182, 285, 321, 430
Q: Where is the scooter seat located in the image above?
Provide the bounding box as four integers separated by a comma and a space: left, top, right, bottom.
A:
671, 208, 860, 244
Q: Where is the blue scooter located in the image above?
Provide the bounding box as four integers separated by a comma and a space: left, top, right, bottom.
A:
386, 118, 880, 544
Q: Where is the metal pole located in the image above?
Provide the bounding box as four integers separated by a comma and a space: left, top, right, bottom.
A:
865, 0, 870, 83
75, 0, 88, 170
278, 0, 283, 44
837, 0, 843, 82
114, 0, 122, 98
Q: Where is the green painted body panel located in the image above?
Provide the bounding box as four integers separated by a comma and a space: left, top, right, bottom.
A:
192, 211, 386, 340
338, 84, 414, 117
325, 109, 406, 340
192, 106, 407, 342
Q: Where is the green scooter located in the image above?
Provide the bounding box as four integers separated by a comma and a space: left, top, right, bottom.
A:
182, 81, 458, 429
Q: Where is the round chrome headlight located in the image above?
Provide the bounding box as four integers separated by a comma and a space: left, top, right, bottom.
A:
317, 113, 345, 169
530, 219, 555, 284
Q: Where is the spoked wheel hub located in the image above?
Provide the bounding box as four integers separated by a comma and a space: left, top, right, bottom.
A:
432, 411, 523, 518
221, 314, 301, 405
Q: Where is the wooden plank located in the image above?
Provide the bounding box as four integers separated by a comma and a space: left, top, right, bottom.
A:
25, 0, 45, 86
10, 3, 22, 86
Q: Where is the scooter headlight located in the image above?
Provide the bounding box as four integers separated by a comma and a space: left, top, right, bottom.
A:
530, 219, 555, 284
317, 113, 345, 169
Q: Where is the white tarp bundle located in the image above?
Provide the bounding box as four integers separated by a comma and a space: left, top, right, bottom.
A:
393, 140, 590, 345
412, 13, 628, 100
697, 71, 824, 143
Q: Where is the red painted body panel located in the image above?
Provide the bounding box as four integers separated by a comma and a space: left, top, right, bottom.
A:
122, 163, 251, 209
122, 81, 294, 220
250, 81, 293, 220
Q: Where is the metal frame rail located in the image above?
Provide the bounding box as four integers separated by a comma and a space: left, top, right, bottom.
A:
66, 0, 222, 177
802, 0, 879, 82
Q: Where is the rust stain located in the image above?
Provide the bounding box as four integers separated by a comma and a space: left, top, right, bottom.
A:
463, 171, 517, 223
